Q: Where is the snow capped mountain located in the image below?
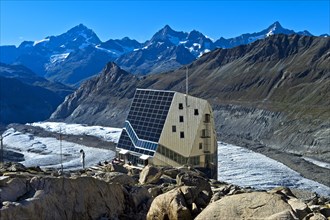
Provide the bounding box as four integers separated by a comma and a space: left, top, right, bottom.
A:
214, 21, 301, 48
32, 24, 101, 51
0, 22, 325, 84
149, 25, 188, 44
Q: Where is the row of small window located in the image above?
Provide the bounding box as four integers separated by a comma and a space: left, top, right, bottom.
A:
171, 126, 185, 138
178, 103, 199, 115
157, 145, 200, 165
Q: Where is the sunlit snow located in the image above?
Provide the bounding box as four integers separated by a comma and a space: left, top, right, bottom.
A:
218, 143, 330, 197
303, 157, 330, 169
2, 128, 115, 171
49, 53, 70, 64
33, 38, 50, 46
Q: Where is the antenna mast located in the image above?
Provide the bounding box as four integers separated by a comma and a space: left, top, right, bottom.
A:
185, 66, 189, 107
59, 127, 63, 173
0, 134, 3, 164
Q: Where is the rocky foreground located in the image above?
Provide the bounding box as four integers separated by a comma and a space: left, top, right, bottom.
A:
1, 162, 329, 220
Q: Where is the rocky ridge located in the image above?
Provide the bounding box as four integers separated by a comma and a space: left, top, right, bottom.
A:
1, 162, 329, 220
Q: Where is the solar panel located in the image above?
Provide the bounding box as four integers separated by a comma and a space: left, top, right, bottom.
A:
127, 89, 174, 142
117, 89, 175, 155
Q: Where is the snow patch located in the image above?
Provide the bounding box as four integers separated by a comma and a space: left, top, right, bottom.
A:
33, 38, 50, 46
49, 53, 70, 64
95, 45, 122, 57
303, 157, 330, 169
193, 43, 201, 49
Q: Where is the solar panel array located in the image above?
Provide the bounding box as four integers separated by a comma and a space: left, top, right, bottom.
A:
117, 89, 175, 156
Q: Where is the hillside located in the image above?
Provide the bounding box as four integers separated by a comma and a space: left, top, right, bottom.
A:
50, 34, 330, 163
0, 76, 64, 124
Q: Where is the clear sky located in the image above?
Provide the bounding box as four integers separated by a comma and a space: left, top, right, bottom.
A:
1, 0, 329, 46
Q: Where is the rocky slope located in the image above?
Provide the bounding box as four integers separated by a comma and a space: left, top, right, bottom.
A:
51, 34, 330, 164
1, 163, 329, 220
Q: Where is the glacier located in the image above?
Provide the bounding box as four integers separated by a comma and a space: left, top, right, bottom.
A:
2, 122, 330, 197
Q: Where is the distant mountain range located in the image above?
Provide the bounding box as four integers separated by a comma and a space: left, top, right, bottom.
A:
1, 21, 327, 86
50, 34, 330, 163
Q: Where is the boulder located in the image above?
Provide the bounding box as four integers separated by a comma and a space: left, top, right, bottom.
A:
320, 206, 330, 218
288, 198, 310, 219
139, 165, 162, 184
128, 186, 152, 209
268, 186, 296, 199
1, 176, 127, 220
176, 172, 211, 194
95, 171, 136, 185
7, 162, 27, 172
146, 187, 192, 220
0, 162, 26, 173
303, 213, 327, 220
162, 167, 180, 179
0, 178, 29, 202
195, 192, 297, 220
109, 163, 128, 174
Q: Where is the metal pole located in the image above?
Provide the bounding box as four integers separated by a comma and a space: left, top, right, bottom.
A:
185, 66, 189, 107
60, 127, 63, 173
0, 134, 3, 164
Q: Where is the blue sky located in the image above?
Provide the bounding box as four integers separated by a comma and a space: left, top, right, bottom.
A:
1, 0, 329, 46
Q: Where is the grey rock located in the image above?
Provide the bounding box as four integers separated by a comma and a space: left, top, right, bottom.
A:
139, 165, 162, 184
195, 192, 297, 220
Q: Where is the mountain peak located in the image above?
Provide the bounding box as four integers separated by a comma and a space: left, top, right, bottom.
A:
272, 21, 282, 28
158, 25, 177, 37
61, 24, 101, 45
67, 23, 93, 35
150, 25, 188, 44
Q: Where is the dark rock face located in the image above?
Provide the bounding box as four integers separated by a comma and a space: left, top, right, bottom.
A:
0, 63, 73, 124
51, 35, 330, 164
0, 76, 64, 124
